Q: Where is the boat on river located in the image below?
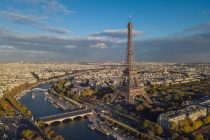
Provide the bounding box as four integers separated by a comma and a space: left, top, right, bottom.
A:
88, 124, 96, 130
32, 94, 35, 99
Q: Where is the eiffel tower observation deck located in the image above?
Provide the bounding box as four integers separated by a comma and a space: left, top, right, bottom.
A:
122, 17, 152, 104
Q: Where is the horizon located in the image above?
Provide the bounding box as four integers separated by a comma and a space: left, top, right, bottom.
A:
0, 0, 210, 63
0, 60, 209, 65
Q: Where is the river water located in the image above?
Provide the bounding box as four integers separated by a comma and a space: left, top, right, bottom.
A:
19, 83, 114, 140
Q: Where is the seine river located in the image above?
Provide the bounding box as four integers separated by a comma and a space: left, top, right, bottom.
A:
19, 83, 114, 140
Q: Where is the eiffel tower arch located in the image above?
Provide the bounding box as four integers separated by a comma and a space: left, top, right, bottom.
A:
120, 17, 152, 104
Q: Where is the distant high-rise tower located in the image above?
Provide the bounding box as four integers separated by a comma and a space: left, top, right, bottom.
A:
122, 17, 152, 104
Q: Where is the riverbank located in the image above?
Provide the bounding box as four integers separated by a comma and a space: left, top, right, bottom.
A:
88, 114, 141, 140
0, 75, 73, 140
1, 73, 71, 101
14, 81, 50, 100
45, 91, 75, 111
19, 84, 113, 140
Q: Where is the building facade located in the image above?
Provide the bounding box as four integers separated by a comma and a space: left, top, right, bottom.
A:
158, 105, 207, 129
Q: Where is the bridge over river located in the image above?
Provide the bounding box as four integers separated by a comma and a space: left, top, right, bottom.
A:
38, 108, 93, 125
30, 88, 48, 92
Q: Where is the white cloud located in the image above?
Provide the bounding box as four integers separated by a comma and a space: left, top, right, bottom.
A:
0, 45, 16, 50
90, 43, 107, 49
34, 25, 69, 34
64, 45, 77, 49
0, 11, 69, 34
42, 0, 74, 15
181, 22, 210, 35
18, 0, 74, 15
91, 29, 142, 39
0, 11, 47, 24
0, 22, 210, 62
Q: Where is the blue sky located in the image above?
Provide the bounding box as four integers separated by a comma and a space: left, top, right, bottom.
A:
0, 0, 210, 62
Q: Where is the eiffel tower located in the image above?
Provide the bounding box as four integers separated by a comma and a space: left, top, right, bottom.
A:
121, 17, 152, 104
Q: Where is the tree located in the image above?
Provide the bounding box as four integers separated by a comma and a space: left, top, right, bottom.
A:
179, 136, 189, 140
37, 120, 44, 128
178, 118, 203, 133
103, 94, 111, 103
81, 88, 93, 97
171, 133, 179, 140
177, 91, 184, 97
143, 102, 152, 109
143, 120, 151, 129
136, 104, 144, 111
203, 115, 210, 124
155, 107, 164, 112
179, 118, 192, 132
147, 130, 155, 137
193, 120, 203, 130
154, 124, 163, 135
169, 122, 178, 131
24, 129, 33, 137
115, 104, 122, 111
193, 133, 204, 140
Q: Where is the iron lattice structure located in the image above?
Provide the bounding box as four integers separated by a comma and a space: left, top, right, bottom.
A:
122, 18, 152, 104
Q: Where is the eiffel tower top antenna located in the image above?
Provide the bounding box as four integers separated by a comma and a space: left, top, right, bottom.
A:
129, 15, 132, 21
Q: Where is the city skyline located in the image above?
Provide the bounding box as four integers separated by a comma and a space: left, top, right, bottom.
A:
0, 0, 210, 62
1, 1, 210, 140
